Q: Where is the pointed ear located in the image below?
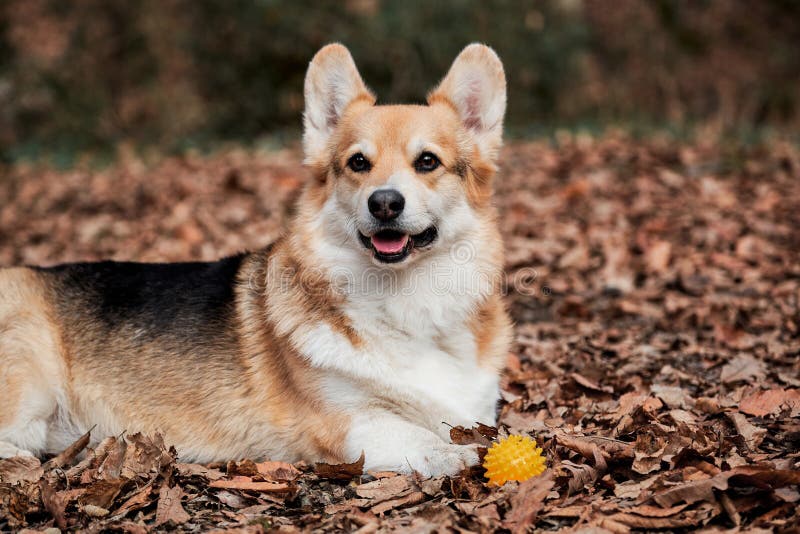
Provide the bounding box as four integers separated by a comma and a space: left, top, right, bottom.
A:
303, 44, 374, 163
428, 44, 506, 159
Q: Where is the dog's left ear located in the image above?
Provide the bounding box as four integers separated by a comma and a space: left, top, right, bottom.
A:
304, 44, 375, 164
428, 44, 506, 160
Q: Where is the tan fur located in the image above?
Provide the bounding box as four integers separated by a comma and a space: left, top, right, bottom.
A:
0, 269, 65, 444
469, 293, 513, 372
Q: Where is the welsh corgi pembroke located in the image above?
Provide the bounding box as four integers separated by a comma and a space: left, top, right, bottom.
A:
0, 43, 511, 476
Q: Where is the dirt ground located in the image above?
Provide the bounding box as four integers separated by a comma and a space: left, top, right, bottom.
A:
1, 134, 799, 532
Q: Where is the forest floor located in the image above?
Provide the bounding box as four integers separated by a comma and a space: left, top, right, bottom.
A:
1, 134, 799, 532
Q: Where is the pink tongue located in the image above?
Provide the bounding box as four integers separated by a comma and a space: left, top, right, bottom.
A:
371, 233, 409, 254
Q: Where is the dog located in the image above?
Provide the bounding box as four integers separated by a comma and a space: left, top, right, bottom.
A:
0, 43, 511, 476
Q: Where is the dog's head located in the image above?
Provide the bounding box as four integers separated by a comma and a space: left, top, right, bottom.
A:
299, 43, 505, 268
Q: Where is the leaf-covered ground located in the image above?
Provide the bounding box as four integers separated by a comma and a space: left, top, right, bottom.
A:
1, 135, 799, 532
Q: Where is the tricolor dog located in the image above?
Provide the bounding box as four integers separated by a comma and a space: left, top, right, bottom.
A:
0, 43, 511, 476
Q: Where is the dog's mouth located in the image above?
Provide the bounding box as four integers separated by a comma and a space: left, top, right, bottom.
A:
358, 227, 438, 263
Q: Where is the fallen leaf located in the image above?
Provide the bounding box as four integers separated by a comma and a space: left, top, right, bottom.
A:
739, 388, 800, 417
0, 456, 43, 485
728, 412, 767, 450
40, 480, 83, 529
613, 474, 660, 500
356, 476, 413, 500
315, 452, 365, 481
556, 433, 635, 462
720, 354, 767, 384
210, 477, 292, 493
44, 430, 91, 471
112, 484, 153, 517
256, 461, 302, 481
449, 425, 494, 446
650, 384, 693, 409
154, 484, 190, 527
606, 502, 719, 529
79, 478, 125, 509
571, 372, 614, 393
652, 466, 800, 508
503, 471, 555, 534
371, 491, 425, 514
175, 462, 225, 481
215, 489, 249, 509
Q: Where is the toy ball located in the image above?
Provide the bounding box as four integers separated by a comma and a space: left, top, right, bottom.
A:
483, 434, 546, 486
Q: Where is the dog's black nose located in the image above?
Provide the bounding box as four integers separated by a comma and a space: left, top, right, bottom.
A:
368, 189, 405, 221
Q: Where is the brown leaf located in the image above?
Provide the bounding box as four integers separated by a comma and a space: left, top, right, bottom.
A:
256, 460, 302, 481
371, 491, 425, 515
449, 425, 493, 446
44, 430, 91, 471
652, 466, 800, 508
556, 433, 635, 462
315, 452, 364, 481
728, 412, 767, 450
563, 460, 600, 495
356, 476, 413, 500
112, 484, 153, 517
613, 474, 660, 500
0, 456, 43, 485
98, 437, 128, 480
175, 462, 225, 481
503, 471, 555, 534
40, 479, 83, 529
79, 478, 125, 510
154, 484, 190, 527
720, 354, 767, 384
65, 437, 116, 481
120, 433, 173, 479
571, 372, 613, 393
210, 476, 292, 493
632, 444, 667, 475
739, 388, 800, 417
227, 458, 259, 477
607, 502, 719, 529
215, 489, 249, 509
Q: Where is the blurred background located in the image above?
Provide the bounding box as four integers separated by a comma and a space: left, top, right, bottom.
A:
1, 0, 799, 163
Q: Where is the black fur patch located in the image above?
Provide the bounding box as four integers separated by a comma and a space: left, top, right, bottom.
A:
37, 254, 246, 342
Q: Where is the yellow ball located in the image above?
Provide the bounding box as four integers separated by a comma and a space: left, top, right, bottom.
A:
483, 434, 546, 486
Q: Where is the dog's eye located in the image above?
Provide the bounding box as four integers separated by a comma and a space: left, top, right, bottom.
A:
414, 152, 441, 173
347, 153, 372, 173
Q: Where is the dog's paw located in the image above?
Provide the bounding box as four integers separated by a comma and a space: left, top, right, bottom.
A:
401, 443, 479, 477
0, 441, 35, 459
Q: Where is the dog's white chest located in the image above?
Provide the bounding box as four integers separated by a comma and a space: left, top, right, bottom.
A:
386, 338, 500, 427
295, 291, 500, 432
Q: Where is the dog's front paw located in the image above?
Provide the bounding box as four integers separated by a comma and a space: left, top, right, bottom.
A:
0, 441, 35, 459
402, 443, 479, 477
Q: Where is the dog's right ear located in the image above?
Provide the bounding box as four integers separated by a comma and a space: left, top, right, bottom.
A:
303, 44, 374, 164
